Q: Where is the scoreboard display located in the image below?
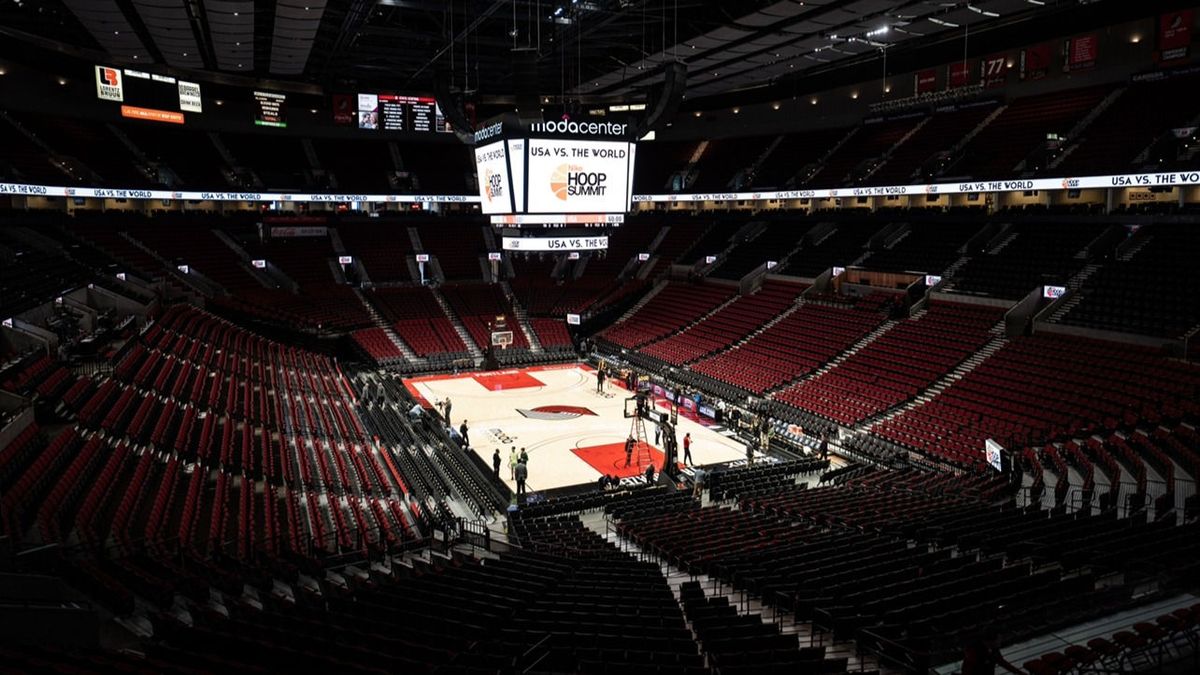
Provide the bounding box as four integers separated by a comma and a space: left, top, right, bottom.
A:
253, 91, 287, 128
95, 65, 202, 124
354, 92, 451, 133
472, 114, 636, 218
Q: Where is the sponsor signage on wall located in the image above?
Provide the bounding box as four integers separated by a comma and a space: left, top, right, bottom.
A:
1020, 43, 1053, 81
1064, 34, 1099, 71
1159, 10, 1194, 62
95, 66, 124, 102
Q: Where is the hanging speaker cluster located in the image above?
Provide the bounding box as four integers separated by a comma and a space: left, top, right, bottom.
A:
433, 69, 475, 143
635, 61, 687, 137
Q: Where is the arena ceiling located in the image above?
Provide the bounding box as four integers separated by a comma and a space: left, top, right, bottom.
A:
0, 0, 1155, 104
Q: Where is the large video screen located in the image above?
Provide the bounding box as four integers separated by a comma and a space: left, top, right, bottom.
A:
253, 91, 287, 128
354, 93, 452, 133
95, 65, 202, 124
525, 139, 634, 214
474, 141, 513, 215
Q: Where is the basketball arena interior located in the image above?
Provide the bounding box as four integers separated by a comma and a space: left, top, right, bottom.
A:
2, 0, 1200, 673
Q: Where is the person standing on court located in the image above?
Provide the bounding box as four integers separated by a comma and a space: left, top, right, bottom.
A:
444, 397, 452, 424
683, 433, 693, 465
515, 459, 528, 500
492, 448, 501, 480
508, 446, 519, 480
596, 366, 605, 393
519, 447, 528, 465
625, 435, 635, 467
460, 420, 469, 447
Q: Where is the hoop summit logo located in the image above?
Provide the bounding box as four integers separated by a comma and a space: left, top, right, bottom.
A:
484, 168, 504, 203
550, 164, 608, 201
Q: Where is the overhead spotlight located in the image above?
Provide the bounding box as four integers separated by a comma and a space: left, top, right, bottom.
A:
851, 91, 859, 99
215, 99, 224, 106
693, 111, 701, 118
772, 102, 781, 110
57, 77, 67, 85
732, 107, 740, 114
1130, 35, 1142, 44
0, 68, 6, 76
310, 109, 317, 114
810, 98, 817, 105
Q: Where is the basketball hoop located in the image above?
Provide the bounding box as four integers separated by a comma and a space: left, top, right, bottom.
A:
491, 330, 514, 350
490, 314, 514, 350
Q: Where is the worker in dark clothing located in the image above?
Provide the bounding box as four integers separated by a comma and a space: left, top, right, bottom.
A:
514, 460, 528, 500
624, 435, 635, 467
683, 433, 693, 465
644, 462, 656, 485
492, 448, 501, 480
596, 366, 605, 393
819, 432, 830, 460
444, 397, 452, 424
460, 420, 469, 447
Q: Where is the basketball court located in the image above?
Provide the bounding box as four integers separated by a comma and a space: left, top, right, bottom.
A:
402, 364, 749, 493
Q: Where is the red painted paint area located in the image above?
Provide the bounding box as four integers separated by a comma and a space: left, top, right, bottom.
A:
571, 441, 666, 478
470, 370, 545, 391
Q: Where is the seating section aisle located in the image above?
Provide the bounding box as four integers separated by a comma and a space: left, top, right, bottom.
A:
780, 222, 880, 278
862, 221, 982, 274
710, 224, 808, 280
751, 128, 847, 189
352, 327, 406, 365
690, 136, 775, 192
367, 286, 469, 358
0, 117, 75, 185
0, 229, 92, 316
120, 123, 230, 188
872, 334, 1200, 469
479, 513, 707, 674
1059, 225, 1200, 337
601, 282, 736, 349
13, 113, 147, 187
0, 305, 425, 557
618, 468, 1196, 672
1054, 73, 1200, 177
237, 234, 370, 331
868, 103, 999, 185
947, 223, 1109, 300
641, 281, 805, 366
336, 220, 416, 282
949, 86, 1108, 179
810, 117, 924, 186
419, 223, 486, 280
222, 133, 311, 190
690, 299, 887, 395
774, 302, 1004, 425
440, 283, 530, 351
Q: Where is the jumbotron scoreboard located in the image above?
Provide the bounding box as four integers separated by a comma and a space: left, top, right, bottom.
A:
472, 114, 637, 223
